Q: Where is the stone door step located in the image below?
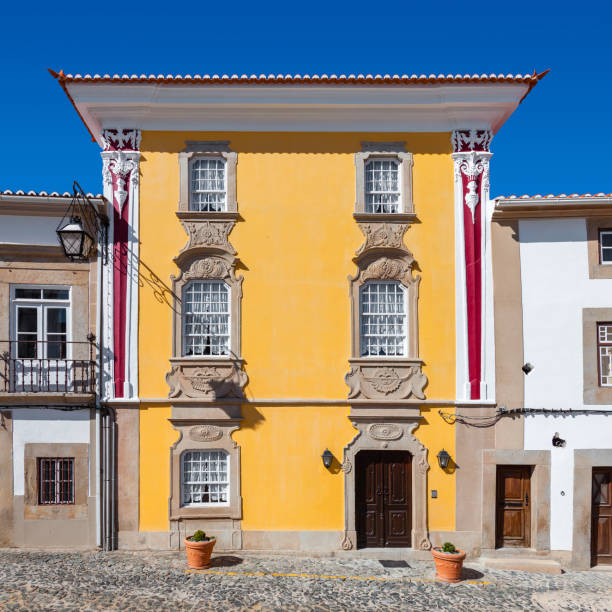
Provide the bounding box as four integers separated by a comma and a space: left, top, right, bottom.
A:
479, 557, 562, 574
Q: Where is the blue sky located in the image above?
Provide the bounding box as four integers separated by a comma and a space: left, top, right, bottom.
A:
1, 1, 610, 197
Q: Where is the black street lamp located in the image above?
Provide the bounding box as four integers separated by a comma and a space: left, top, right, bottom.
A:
56, 182, 108, 262
321, 449, 334, 469
437, 449, 451, 469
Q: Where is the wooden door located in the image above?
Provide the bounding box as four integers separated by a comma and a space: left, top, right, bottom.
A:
592, 468, 612, 565
496, 465, 531, 548
356, 451, 412, 548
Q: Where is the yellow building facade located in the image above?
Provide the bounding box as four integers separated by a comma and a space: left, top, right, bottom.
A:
55, 71, 545, 554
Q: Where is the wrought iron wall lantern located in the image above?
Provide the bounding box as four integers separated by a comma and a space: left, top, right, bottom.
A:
56, 182, 109, 262
437, 449, 451, 469
321, 449, 334, 469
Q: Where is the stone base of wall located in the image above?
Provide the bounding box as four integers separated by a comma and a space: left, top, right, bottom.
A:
118, 531, 170, 550
428, 530, 481, 558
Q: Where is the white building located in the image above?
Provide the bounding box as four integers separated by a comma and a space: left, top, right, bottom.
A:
491, 193, 612, 568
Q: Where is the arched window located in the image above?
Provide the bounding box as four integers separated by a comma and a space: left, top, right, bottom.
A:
181, 450, 229, 506
359, 281, 407, 357
182, 280, 230, 357
190, 157, 227, 211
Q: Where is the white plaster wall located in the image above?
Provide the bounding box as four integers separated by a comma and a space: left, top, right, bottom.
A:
519, 217, 612, 550
0, 215, 61, 246
12, 408, 90, 496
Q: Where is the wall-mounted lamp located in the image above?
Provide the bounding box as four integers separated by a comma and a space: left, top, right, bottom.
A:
56, 181, 108, 262
321, 449, 334, 469
552, 432, 566, 447
522, 362, 534, 375
437, 449, 451, 469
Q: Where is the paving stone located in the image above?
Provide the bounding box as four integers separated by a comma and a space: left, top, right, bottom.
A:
0, 550, 611, 610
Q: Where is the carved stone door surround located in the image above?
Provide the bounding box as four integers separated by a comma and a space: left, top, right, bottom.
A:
341, 415, 431, 551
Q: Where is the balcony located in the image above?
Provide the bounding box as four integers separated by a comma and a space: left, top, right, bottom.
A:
0, 340, 96, 401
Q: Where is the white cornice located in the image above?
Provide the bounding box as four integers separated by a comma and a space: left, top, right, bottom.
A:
66, 82, 531, 146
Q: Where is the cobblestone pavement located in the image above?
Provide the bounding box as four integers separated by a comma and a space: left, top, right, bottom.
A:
1, 550, 612, 611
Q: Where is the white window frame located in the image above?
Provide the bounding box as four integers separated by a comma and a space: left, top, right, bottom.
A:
180, 449, 230, 507
182, 280, 231, 358
600, 230, 612, 265
359, 280, 408, 358
364, 157, 402, 214
598, 323, 612, 387
10, 285, 72, 359
189, 156, 228, 212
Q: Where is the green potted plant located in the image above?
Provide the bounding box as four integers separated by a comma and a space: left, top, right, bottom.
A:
431, 541, 466, 583
184, 530, 216, 569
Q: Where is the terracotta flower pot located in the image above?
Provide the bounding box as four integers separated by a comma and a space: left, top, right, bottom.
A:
184, 536, 216, 569
431, 547, 466, 583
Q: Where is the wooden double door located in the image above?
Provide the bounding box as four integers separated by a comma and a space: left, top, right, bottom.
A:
356, 451, 412, 548
592, 467, 612, 566
496, 465, 531, 548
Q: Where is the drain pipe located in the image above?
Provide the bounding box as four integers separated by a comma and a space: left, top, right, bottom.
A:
101, 403, 117, 551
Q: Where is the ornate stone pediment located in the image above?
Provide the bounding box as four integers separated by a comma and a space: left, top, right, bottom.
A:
166, 358, 248, 401
345, 359, 427, 400
355, 223, 409, 257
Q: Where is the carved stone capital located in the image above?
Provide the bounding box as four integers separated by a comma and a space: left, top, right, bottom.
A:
345, 359, 427, 400
355, 223, 409, 257
102, 128, 141, 152
452, 129, 492, 153
166, 358, 248, 401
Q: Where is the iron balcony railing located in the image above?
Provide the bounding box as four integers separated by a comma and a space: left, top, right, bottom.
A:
0, 339, 96, 394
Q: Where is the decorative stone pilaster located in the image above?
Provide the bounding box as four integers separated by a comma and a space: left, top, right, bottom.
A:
101, 128, 141, 399
452, 130, 492, 400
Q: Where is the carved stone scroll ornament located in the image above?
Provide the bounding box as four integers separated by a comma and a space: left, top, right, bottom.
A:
341, 532, 354, 550
368, 423, 403, 441
166, 361, 248, 400
345, 363, 427, 400
360, 256, 419, 286
176, 220, 236, 262
355, 223, 408, 257
189, 424, 223, 442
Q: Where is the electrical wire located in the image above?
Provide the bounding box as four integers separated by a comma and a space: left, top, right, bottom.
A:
439, 406, 612, 428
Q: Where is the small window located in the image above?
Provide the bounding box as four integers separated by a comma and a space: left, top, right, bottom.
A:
598, 323, 612, 386
365, 158, 401, 214
182, 281, 230, 356
190, 158, 227, 212
360, 282, 407, 357
38, 457, 74, 504
600, 231, 612, 264
181, 450, 229, 506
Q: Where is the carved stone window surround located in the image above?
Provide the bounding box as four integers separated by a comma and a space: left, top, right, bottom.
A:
345, 250, 427, 401
168, 417, 242, 521
167, 253, 247, 402
178, 141, 238, 213
340, 418, 431, 551
354, 142, 414, 216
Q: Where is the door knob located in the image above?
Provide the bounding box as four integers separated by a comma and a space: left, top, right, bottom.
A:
525, 493, 529, 507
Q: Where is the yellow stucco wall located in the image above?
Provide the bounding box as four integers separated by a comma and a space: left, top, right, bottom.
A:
138, 131, 455, 533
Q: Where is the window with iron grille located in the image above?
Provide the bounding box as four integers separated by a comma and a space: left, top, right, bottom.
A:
598, 323, 612, 386
360, 282, 407, 357
365, 158, 401, 213
181, 450, 229, 506
38, 457, 74, 505
190, 157, 227, 211
182, 281, 230, 357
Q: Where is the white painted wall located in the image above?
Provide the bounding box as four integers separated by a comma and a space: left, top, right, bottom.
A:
0, 215, 61, 246
12, 408, 90, 496
519, 217, 612, 550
